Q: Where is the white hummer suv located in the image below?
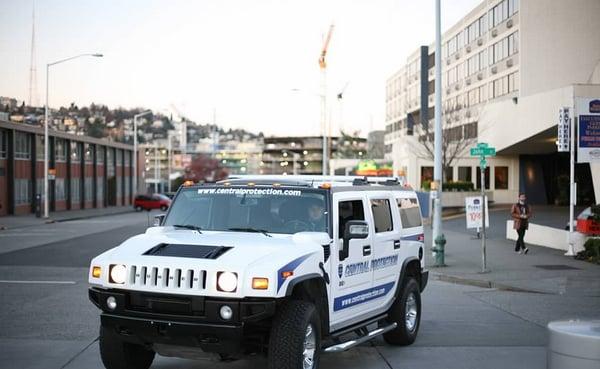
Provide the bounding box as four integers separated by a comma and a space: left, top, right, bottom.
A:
88, 175, 428, 369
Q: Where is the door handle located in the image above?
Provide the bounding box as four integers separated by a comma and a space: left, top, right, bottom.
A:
394, 240, 401, 249
363, 245, 371, 256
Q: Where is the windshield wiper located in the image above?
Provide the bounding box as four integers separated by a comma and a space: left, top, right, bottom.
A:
227, 227, 272, 237
172, 224, 202, 233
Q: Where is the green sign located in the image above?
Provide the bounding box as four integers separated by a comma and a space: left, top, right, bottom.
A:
470, 147, 496, 156
477, 142, 489, 148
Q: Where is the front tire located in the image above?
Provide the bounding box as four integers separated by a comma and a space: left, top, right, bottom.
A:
160, 205, 168, 211
135, 205, 143, 212
268, 301, 321, 369
383, 277, 421, 346
99, 325, 155, 369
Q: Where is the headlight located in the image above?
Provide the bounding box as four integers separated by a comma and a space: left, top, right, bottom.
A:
217, 272, 237, 292
109, 264, 127, 284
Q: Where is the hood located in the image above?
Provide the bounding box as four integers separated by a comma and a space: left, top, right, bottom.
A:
98, 227, 328, 269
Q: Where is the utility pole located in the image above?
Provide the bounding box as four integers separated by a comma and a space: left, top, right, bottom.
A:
432, 0, 444, 251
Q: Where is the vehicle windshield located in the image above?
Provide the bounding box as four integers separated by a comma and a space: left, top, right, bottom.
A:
164, 186, 328, 234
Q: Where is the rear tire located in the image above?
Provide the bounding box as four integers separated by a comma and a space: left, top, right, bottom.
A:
160, 205, 168, 211
268, 300, 321, 369
135, 205, 143, 212
383, 277, 421, 346
99, 325, 155, 369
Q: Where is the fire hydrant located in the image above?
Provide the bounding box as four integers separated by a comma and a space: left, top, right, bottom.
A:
432, 234, 446, 267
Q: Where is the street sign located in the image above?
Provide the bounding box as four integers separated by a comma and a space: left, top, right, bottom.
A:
465, 196, 489, 229
470, 147, 496, 156
557, 107, 570, 152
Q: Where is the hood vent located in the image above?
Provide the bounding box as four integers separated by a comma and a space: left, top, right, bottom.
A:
144, 244, 232, 259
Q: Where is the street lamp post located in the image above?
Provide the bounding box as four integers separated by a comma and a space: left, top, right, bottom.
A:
133, 110, 152, 196
44, 53, 102, 218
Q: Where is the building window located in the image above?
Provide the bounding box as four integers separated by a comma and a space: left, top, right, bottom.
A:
489, 0, 517, 28
476, 167, 491, 190
0, 130, 6, 159
71, 177, 80, 203
371, 199, 393, 233
70, 141, 81, 163
96, 146, 104, 164
116, 149, 123, 166
85, 177, 93, 202
494, 166, 509, 189
15, 132, 31, 159
36, 135, 45, 160
14, 179, 31, 205
55, 178, 66, 201
55, 139, 67, 162
84, 144, 93, 163
445, 166, 454, 181
421, 166, 433, 187
458, 167, 472, 182
124, 151, 131, 167
97, 177, 104, 204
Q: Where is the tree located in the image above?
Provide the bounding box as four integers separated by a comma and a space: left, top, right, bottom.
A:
415, 122, 477, 182
184, 154, 228, 183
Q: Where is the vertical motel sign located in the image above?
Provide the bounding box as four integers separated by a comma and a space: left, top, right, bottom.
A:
557, 108, 570, 152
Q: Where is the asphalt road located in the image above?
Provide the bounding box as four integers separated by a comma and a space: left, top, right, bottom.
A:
0, 212, 550, 369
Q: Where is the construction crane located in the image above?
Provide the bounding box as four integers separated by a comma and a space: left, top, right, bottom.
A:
318, 24, 334, 175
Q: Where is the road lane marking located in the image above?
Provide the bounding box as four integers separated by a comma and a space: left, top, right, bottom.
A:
0, 280, 76, 285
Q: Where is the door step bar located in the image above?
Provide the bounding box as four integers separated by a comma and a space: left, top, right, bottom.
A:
323, 322, 397, 353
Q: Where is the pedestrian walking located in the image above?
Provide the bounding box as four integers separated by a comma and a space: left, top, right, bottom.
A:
511, 193, 531, 254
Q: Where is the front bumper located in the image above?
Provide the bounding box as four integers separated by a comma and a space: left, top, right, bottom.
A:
89, 287, 276, 353
420, 270, 429, 292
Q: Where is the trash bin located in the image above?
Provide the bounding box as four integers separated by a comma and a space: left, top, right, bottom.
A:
35, 194, 42, 218
547, 320, 600, 369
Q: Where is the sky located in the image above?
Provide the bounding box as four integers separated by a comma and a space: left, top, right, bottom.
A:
0, 0, 480, 137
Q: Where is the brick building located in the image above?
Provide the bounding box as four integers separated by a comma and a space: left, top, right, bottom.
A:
0, 119, 135, 216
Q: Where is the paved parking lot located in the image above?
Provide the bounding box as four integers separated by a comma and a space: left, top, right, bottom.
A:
0, 211, 591, 369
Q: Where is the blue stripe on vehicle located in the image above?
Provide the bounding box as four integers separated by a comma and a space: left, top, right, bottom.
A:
277, 254, 313, 293
401, 234, 423, 242
333, 282, 395, 311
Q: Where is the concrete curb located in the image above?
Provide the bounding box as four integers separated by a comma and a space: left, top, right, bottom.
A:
429, 271, 551, 294
0, 208, 134, 231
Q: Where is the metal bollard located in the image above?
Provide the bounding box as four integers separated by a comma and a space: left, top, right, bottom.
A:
432, 234, 446, 267
547, 320, 600, 369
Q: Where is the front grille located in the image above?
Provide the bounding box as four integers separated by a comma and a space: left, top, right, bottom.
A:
128, 265, 207, 291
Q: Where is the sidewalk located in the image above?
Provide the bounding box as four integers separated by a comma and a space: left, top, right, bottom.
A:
0, 206, 134, 230
424, 221, 600, 297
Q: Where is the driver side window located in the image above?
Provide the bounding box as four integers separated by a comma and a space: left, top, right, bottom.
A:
338, 200, 365, 238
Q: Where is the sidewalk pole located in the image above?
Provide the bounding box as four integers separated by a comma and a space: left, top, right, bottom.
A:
480, 162, 487, 273
431, 0, 444, 249
566, 112, 576, 256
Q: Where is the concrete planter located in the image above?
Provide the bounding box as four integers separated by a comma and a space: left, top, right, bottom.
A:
441, 191, 493, 208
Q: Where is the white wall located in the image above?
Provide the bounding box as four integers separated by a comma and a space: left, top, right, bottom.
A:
521, 0, 600, 97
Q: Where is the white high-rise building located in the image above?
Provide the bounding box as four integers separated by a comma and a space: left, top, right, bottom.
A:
385, 0, 600, 205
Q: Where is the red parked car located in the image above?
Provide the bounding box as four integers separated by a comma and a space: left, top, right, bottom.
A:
134, 194, 171, 212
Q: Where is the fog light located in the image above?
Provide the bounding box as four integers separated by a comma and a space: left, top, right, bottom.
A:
220, 305, 233, 320
106, 296, 117, 310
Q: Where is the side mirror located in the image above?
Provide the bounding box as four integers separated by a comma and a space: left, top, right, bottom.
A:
340, 220, 369, 261
153, 214, 166, 227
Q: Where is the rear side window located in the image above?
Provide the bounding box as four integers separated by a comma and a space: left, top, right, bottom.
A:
397, 197, 422, 228
370, 199, 393, 233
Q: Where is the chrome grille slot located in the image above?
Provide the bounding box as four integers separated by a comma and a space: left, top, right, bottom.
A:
140, 266, 147, 286
186, 270, 194, 289
127, 265, 207, 291
129, 266, 137, 285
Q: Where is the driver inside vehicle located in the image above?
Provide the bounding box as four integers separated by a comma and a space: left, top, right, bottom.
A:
306, 199, 326, 232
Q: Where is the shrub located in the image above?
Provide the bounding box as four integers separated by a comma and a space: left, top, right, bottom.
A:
421, 180, 431, 191
443, 181, 475, 192
576, 238, 600, 264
